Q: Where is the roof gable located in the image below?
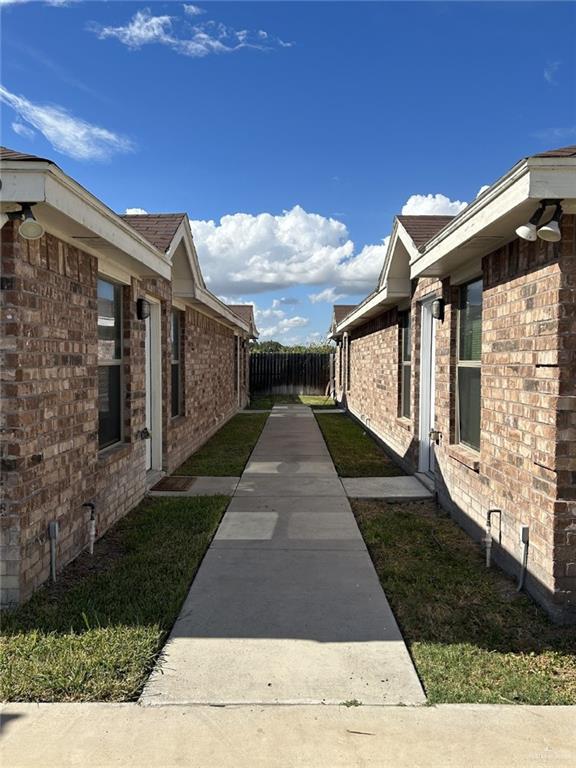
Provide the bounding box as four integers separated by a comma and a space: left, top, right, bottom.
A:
228, 305, 259, 338
396, 215, 455, 250
120, 214, 186, 253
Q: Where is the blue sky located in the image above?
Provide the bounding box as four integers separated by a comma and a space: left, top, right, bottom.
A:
2, 1, 575, 342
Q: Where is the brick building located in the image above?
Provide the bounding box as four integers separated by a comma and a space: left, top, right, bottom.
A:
332, 146, 576, 623
0, 148, 256, 607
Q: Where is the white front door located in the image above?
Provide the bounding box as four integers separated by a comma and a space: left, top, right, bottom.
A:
418, 299, 436, 474
144, 314, 152, 471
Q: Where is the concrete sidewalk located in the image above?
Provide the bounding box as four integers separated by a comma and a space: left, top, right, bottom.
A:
140, 405, 425, 706
2, 703, 574, 768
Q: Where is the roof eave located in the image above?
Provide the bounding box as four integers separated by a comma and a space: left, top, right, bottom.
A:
411, 156, 576, 279
1, 160, 172, 279
335, 282, 410, 334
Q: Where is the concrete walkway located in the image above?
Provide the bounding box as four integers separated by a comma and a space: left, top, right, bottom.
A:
3, 703, 574, 768
141, 405, 425, 706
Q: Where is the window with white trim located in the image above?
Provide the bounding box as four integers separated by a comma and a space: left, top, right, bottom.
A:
171, 309, 182, 418
399, 311, 411, 419
98, 278, 122, 448
457, 278, 482, 451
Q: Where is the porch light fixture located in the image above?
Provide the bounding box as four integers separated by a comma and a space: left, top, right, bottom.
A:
536, 202, 562, 242
4, 203, 45, 241
515, 199, 563, 243
136, 297, 151, 320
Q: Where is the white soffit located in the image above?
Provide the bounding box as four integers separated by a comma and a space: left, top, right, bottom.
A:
412, 157, 576, 278
1, 162, 172, 280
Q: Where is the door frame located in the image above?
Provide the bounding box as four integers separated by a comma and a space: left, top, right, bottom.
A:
418, 297, 436, 474
144, 296, 163, 473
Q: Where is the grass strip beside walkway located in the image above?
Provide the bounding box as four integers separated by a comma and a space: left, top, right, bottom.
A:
175, 413, 268, 476
353, 499, 576, 705
248, 395, 336, 410
316, 413, 404, 477
1, 496, 228, 702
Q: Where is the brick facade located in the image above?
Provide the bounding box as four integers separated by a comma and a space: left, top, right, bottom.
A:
335, 217, 576, 623
1, 223, 250, 606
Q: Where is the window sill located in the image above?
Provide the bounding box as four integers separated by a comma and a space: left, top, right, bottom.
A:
396, 417, 413, 432
170, 415, 186, 426
447, 444, 480, 473
98, 442, 132, 466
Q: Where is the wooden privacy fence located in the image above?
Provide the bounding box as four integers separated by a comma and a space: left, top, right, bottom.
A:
250, 353, 332, 395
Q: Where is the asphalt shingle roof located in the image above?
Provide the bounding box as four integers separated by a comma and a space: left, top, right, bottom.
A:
228, 305, 255, 324
0, 146, 53, 163
532, 145, 576, 158
333, 305, 357, 324
397, 215, 456, 249
120, 213, 186, 253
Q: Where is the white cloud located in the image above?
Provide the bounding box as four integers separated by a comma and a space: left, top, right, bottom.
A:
0, 84, 134, 161
309, 287, 347, 304
0, 0, 77, 6
189, 205, 386, 295
91, 9, 292, 58
11, 120, 34, 139
125, 207, 148, 215
532, 126, 576, 141
544, 61, 560, 85
273, 297, 300, 306
401, 193, 467, 216
183, 4, 205, 16
476, 185, 490, 198
259, 315, 309, 340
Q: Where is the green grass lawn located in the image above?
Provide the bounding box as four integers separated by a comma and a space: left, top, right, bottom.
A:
248, 394, 336, 410
315, 413, 404, 477
175, 413, 268, 476
353, 499, 576, 704
0, 496, 228, 702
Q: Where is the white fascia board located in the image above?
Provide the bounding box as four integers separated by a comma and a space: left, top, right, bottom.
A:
376, 223, 399, 289
411, 157, 576, 279
175, 283, 251, 335
396, 221, 421, 263
168, 218, 207, 290
1, 162, 172, 280
336, 280, 410, 334
410, 165, 530, 278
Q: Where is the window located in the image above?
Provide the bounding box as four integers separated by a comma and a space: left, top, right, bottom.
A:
400, 311, 411, 419
171, 310, 182, 418
233, 336, 239, 394
98, 278, 122, 448
457, 278, 482, 451
346, 335, 351, 391
338, 341, 343, 388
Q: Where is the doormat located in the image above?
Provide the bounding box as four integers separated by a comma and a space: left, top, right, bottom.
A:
151, 476, 196, 492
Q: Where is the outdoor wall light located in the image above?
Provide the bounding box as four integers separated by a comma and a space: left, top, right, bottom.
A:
515, 199, 563, 243
136, 297, 151, 320
431, 298, 445, 321
536, 202, 563, 243
4, 203, 45, 241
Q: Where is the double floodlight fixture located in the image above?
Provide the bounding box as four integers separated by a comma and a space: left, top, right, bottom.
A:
3, 203, 45, 241
515, 199, 563, 243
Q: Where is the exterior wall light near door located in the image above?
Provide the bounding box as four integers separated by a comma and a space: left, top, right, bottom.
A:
136, 298, 151, 320
515, 199, 563, 243
431, 298, 445, 321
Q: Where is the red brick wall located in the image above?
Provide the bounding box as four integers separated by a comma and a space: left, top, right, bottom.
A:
166, 306, 241, 473
336, 217, 576, 623
1, 224, 248, 606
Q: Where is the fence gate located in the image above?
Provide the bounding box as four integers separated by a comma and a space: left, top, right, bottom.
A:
250, 353, 332, 395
